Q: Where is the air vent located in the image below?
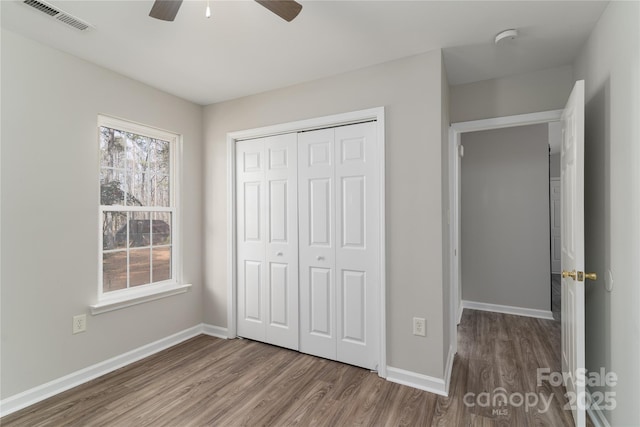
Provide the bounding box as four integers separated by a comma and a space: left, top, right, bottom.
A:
55, 14, 90, 31
22, 0, 93, 31
23, 0, 57, 16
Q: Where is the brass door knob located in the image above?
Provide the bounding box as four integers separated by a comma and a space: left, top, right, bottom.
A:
562, 270, 597, 281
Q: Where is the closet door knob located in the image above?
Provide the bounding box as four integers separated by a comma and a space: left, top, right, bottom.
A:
316, 256, 324, 261
276, 252, 283, 256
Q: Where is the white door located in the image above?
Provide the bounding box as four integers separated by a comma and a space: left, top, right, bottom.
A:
237, 134, 298, 350
236, 139, 266, 342
560, 80, 587, 427
298, 128, 337, 360
335, 123, 379, 369
298, 122, 379, 370
550, 178, 561, 274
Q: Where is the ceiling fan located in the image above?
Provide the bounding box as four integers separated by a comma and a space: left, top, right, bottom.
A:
149, 0, 303, 22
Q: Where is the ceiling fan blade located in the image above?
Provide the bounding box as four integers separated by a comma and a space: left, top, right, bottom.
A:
255, 0, 302, 22
149, 0, 183, 21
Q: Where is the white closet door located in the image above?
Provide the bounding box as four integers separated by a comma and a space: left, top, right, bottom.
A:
237, 134, 298, 350
298, 128, 337, 360
299, 122, 379, 370
237, 139, 267, 342
264, 134, 298, 350
335, 122, 378, 369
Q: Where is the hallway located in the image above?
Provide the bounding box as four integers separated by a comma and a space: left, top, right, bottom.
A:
450, 309, 581, 425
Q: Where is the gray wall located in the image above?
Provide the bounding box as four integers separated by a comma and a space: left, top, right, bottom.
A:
574, 1, 640, 425
203, 51, 449, 378
1, 30, 204, 398
450, 65, 574, 123
461, 124, 550, 311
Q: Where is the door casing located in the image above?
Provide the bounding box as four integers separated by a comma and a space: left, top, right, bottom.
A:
227, 107, 387, 377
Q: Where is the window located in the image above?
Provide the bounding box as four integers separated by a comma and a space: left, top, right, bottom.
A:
98, 115, 179, 300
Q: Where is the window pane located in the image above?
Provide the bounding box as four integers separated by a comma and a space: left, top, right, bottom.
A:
153, 212, 171, 245
129, 212, 151, 248
103, 211, 128, 250
127, 172, 148, 206
152, 139, 170, 176
100, 169, 126, 206
130, 248, 151, 287
127, 133, 153, 206
103, 251, 127, 292
152, 247, 171, 282
149, 139, 170, 206
100, 127, 126, 169
128, 132, 152, 168
150, 174, 170, 207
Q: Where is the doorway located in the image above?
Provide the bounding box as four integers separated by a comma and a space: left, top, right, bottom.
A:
449, 82, 588, 426
448, 109, 563, 353
460, 124, 552, 317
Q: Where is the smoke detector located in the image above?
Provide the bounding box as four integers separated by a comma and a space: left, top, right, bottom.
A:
495, 29, 518, 44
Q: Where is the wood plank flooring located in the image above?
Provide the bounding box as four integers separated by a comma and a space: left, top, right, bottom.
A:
552, 273, 562, 321
2, 309, 583, 426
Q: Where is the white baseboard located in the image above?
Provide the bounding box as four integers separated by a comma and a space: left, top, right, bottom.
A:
586, 387, 611, 427
461, 300, 554, 320
386, 366, 447, 396
0, 323, 213, 417
457, 302, 464, 325
202, 324, 229, 339
443, 345, 455, 395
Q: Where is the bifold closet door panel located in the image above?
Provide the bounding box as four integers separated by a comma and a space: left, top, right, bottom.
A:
264, 134, 299, 350
236, 134, 299, 350
335, 122, 379, 370
298, 128, 337, 361
236, 139, 267, 342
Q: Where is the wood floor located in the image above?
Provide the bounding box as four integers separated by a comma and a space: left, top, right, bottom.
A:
2, 309, 581, 426
552, 273, 562, 321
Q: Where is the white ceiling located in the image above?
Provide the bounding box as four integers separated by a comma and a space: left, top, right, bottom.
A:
1, 0, 608, 105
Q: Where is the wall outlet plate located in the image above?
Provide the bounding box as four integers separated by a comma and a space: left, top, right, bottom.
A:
73, 314, 87, 334
413, 317, 426, 337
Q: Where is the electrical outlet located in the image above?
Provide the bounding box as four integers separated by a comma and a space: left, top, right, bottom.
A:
413, 317, 426, 337
73, 314, 87, 334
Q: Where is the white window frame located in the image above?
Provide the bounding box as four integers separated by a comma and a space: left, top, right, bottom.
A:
91, 115, 189, 315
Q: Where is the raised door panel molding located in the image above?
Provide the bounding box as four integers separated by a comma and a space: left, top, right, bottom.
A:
341, 176, 365, 249
341, 269, 366, 343
269, 263, 289, 327
268, 180, 288, 243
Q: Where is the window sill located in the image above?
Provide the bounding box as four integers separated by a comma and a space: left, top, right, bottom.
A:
90, 283, 192, 315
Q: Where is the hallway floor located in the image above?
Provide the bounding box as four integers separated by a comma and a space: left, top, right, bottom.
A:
552, 273, 562, 321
